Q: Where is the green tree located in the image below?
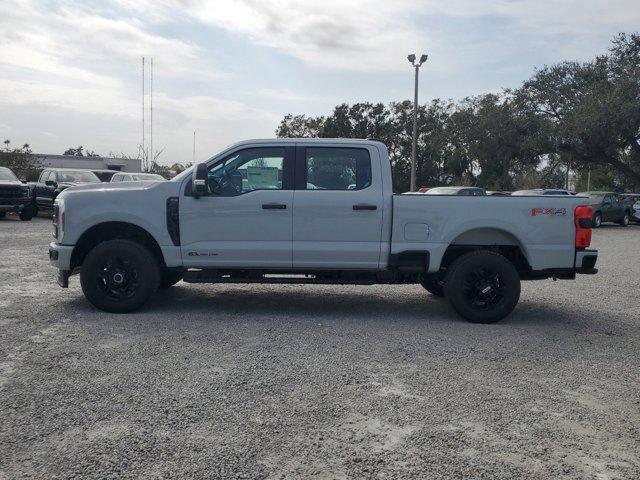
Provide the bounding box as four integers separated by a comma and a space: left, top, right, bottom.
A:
275, 32, 640, 192
63, 146, 85, 156
517, 33, 640, 188
0, 140, 40, 180
276, 114, 325, 138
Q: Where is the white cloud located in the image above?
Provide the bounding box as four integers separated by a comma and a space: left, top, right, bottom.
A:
0, 0, 280, 161
1, 0, 638, 162
167, 0, 640, 72
184, 0, 425, 71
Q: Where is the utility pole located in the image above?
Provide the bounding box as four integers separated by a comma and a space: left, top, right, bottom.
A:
142, 56, 145, 171
150, 57, 154, 171
192, 131, 196, 164
407, 53, 428, 192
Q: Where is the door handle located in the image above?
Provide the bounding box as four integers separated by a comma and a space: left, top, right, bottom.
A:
353, 204, 377, 211
262, 203, 287, 210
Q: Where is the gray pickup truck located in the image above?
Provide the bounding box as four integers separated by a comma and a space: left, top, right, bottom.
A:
49, 139, 598, 323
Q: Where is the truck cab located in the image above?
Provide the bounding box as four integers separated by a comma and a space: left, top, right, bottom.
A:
49, 139, 598, 323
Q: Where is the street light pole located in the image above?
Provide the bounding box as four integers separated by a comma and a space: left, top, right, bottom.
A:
407, 53, 428, 192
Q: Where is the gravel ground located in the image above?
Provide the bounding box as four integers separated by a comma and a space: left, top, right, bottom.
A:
1, 215, 639, 479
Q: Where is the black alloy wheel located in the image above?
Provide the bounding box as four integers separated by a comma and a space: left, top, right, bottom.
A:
444, 250, 521, 323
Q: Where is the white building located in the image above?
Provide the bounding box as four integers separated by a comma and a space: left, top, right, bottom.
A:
33, 154, 142, 173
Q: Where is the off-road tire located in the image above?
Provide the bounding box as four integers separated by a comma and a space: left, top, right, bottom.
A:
160, 269, 183, 288
444, 250, 521, 324
19, 204, 36, 221
420, 276, 445, 297
80, 239, 160, 313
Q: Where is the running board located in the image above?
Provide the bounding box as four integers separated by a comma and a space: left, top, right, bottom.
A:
183, 269, 377, 285
182, 269, 377, 285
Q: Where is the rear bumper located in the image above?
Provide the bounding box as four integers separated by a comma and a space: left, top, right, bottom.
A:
575, 249, 598, 274
522, 249, 598, 280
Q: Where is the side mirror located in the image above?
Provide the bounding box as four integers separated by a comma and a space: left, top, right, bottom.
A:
45, 180, 56, 187
192, 163, 208, 197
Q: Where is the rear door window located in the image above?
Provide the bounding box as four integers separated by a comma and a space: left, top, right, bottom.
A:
304, 147, 372, 191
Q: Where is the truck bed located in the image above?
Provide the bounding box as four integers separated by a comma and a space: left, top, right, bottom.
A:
391, 194, 590, 272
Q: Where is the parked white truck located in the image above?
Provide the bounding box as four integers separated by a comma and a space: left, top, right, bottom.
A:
49, 139, 598, 323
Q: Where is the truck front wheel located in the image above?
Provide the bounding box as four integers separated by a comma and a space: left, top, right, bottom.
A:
444, 250, 520, 323
159, 269, 183, 288
19, 204, 36, 221
80, 239, 160, 313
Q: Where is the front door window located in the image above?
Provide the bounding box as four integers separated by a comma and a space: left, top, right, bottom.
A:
208, 147, 286, 196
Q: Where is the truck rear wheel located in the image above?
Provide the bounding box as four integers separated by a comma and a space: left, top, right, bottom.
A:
80, 239, 160, 313
618, 213, 629, 227
420, 276, 444, 297
593, 212, 602, 228
444, 250, 520, 323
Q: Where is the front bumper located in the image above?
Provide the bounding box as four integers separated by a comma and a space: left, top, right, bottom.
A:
575, 249, 598, 274
49, 242, 74, 270
0, 198, 30, 212
49, 242, 74, 288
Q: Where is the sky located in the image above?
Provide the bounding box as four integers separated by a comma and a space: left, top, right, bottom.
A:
1, 0, 639, 165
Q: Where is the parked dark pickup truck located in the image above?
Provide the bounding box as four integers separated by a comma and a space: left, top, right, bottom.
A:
0, 167, 36, 221
28, 168, 101, 212
578, 191, 632, 227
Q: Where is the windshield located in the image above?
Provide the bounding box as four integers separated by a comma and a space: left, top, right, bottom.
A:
131, 173, 165, 181
512, 190, 540, 195
57, 170, 101, 183
578, 192, 605, 202
0, 167, 19, 181
425, 187, 461, 195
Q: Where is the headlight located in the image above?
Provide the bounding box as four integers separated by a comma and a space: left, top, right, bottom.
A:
53, 199, 65, 240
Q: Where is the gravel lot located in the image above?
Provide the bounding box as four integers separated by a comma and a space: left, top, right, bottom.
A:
1, 215, 639, 479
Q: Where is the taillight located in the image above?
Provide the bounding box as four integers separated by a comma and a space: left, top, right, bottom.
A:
574, 205, 593, 248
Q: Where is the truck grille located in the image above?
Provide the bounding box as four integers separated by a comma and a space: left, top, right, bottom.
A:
0, 186, 26, 198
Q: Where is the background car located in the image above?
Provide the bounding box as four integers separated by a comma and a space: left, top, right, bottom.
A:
90, 169, 120, 182
578, 191, 632, 227
423, 186, 486, 196
0, 166, 36, 220
110, 172, 167, 182
29, 168, 101, 212
620, 194, 640, 223
512, 189, 573, 196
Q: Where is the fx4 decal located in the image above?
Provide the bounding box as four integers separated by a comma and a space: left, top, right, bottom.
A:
531, 207, 567, 217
